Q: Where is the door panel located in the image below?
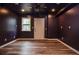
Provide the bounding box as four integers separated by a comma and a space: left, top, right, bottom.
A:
34, 18, 45, 39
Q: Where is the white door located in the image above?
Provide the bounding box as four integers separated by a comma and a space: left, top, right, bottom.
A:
34, 18, 45, 39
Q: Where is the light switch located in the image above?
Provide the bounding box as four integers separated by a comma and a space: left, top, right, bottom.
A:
60, 26, 63, 29
68, 26, 71, 30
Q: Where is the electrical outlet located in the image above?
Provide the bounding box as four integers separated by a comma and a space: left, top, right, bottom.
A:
14, 36, 15, 38
61, 37, 64, 40
16, 25, 17, 27
60, 26, 63, 29
4, 38, 7, 41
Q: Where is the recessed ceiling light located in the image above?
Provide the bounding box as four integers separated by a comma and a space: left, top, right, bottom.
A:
21, 9, 25, 12
0, 8, 8, 14
52, 9, 55, 12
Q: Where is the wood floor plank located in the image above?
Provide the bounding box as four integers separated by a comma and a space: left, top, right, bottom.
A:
0, 39, 77, 55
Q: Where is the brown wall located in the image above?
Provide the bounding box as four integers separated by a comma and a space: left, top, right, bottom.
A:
17, 15, 59, 38
45, 15, 59, 38
17, 15, 34, 38
0, 8, 17, 45
58, 5, 79, 51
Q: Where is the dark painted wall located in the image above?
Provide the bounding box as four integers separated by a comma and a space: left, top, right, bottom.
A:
17, 15, 34, 38
0, 8, 17, 46
58, 5, 79, 51
45, 15, 59, 38
17, 14, 59, 38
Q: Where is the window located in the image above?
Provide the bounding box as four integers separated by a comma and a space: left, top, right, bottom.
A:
21, 17, 31, 31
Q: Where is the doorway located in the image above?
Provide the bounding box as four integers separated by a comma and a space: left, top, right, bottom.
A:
34, 18, 45, 39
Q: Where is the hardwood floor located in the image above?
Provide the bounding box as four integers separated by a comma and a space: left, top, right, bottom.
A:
0, 39, 77, 55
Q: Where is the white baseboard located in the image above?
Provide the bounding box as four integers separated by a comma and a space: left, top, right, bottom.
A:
17, 38, 34, 40
17, 38, 58, 40
47, 38, 58, 40
0, 39, 17, 48
57, 39, 79, 54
